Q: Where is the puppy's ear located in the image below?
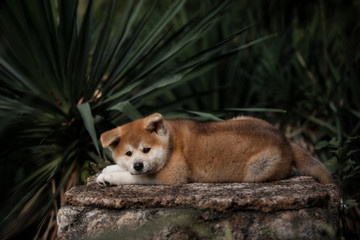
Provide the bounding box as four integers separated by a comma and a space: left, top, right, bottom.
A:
100, 127, 121, 151
145, 113, 167, 136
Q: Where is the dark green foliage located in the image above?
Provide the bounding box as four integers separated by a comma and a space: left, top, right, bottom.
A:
316, 136, 360, 239
316, 137, 360, 199
0, 0, 359, 239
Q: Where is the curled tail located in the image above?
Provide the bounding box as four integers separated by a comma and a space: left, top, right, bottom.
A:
291, 143, 333, 184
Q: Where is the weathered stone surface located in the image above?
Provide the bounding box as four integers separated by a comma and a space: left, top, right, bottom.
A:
57, 176, 340, 239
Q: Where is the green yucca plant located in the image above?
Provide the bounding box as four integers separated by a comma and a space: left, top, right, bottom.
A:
0, 0, 270, 238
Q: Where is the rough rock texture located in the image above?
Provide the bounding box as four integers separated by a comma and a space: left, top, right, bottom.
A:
57, 176, 340, 240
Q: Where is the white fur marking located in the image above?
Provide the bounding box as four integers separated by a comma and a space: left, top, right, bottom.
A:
114, 145, 168, 176
101, 164, 126, 174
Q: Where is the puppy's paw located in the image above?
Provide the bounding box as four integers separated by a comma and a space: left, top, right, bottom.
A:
96, 173, 112, 186
96, 171, 151, 185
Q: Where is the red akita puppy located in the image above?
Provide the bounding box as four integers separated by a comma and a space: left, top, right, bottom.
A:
96, 113, 333, 185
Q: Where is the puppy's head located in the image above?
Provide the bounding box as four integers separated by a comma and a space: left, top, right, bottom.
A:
100, 113, 170, 175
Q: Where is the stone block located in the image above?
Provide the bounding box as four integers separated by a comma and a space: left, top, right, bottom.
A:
57, 176, 340, 239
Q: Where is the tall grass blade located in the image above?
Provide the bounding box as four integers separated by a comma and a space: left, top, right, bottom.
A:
187, 111, 224, 121
226, 108, 287, 113
77, 103, 100, 155
109, 101, 143, 121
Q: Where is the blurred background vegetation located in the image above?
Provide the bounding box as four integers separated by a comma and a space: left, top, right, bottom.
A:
0, 0, 359, 239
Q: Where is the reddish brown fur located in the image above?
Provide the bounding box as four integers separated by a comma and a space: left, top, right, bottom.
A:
100, 113, 333, 185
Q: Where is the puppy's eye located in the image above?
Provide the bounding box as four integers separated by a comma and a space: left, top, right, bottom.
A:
143, 148, 151, 154
125, 151, 132, 157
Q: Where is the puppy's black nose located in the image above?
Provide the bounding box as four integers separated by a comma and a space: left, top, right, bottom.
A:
134, 162, 144, 171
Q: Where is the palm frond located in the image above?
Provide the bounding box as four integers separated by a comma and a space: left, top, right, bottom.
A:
0, 0, 260, 238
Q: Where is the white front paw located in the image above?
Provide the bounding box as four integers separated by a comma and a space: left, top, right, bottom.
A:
97, 172, 126, 186
96, 173, 111, 186
97, 165, 127, 186
96, 171, 154, 185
